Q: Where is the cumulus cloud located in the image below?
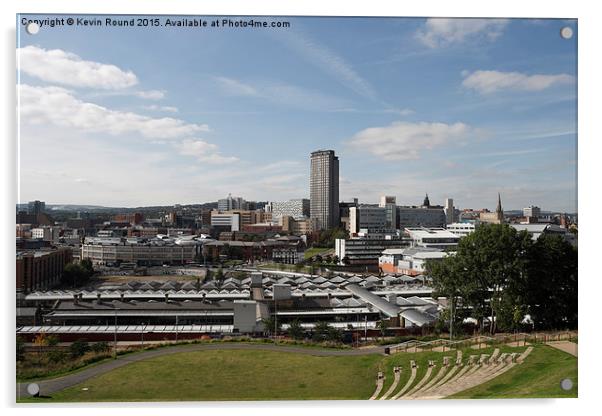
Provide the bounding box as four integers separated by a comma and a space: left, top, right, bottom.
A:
19, 84, 208, 139
461, 70, 574, 94
347, 121, 479, 160
18, 45, 138, 89
174, 139, 239, 164
416, 18, 509, 48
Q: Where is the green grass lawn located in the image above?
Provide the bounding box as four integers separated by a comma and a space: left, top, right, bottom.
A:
28, 350, 381, 402
19, 344, 577, 402
304, 247, 333, 260
449, 345, 577, 399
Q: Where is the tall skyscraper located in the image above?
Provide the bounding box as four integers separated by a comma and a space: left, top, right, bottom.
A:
310, 150, 339, 230
27, 200, 46, 215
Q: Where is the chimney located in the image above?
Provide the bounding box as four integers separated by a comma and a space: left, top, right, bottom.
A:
165, 293, 169, 303
96, 293, 101, 304
73, 293, 79, 305
120, 293, 125, 302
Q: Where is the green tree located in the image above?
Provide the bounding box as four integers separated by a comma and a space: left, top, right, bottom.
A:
69, 339, 90, 358
524, 234, 577, 330
47, 350, 67, 363
427, 224, 533, 334
91, 341, 110, 354
287, 319, 305, 340
261, 316, 281, 337
16, 336, 25, 361
312, 321, 332, 342
62, 263, 93, 288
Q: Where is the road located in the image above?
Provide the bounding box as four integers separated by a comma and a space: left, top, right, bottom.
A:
17, 342, 387, 400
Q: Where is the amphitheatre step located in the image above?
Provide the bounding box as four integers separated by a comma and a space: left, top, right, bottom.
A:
391, 366, 417, 400
369, 371, 385, 400
401, 361, 435, 399
379, 367, 401, 400
409, 359, 450, 397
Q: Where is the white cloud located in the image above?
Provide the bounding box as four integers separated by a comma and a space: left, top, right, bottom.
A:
18, 45, 138, 89
143, 105, 179, 113
416, 18, 509, 48
215, 76, 259, 96
135, 90, 166, 100
214, 76, 349, 110
174, 139, 239, 164
347, 121, 479, 161
19, 84, 208, 139
462, 70, 574, 94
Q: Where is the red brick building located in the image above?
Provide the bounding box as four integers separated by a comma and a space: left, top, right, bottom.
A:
16, 248, 73, 293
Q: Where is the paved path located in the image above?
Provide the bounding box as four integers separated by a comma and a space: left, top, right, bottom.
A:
17, 342, 387, 399
546, 341, 578, 357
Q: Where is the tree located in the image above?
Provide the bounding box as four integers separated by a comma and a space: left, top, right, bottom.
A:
287, 319, 304, 340
16, 336, 25, 361
427, 224, 533, 334
91, 341, 110, 354
261, 316, 281, 337
342, 256, 351, 266
62, 262, 93, 288
427, 223, 577, 334
70, 339, 90, 358
215, 267, 224, 283
47, 350, 67, 363
377, 319, 389, 339
523, 234, 577, 330
312, 321, 332, 342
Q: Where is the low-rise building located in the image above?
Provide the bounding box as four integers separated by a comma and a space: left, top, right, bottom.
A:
16, 247, 73, 293
404, 227, 460, 250
446, 222, 476, 237
379, 247, 448, 275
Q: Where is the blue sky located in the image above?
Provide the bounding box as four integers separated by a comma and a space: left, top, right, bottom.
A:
17, 15, 577, 212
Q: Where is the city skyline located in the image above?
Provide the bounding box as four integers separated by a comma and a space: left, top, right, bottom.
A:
17, 16, 577, 212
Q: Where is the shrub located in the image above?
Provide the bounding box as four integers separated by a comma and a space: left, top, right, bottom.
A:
70, 340, 90, 358
91, 341, 110, 353
47, 350, 68, 363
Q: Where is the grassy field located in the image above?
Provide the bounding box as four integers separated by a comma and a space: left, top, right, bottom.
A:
304, 247, 333, 260
28, 350, 381, 402
19, 343, 577, 402
449, 345, 578, 399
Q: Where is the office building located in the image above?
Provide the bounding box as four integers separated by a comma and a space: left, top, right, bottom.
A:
310, 150, 339, 230
269, 199, 310, 221
404, 227, 460, 250
349, 205, 388, 235
446, 222, 476, 237
523, 205, 541, 219
210, 211, 241, 232
218, 194, 248, 211
444, 198, 455, 224
379, 247, 448, 275
379, 196, 397, 229
27, 200, 46, 215
335, 236, 408, 269
16, 247, 73, 293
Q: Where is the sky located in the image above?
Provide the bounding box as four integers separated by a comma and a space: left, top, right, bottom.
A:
17, 15, 577, 212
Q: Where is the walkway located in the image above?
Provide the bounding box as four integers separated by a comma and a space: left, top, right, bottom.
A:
546, 341, 578, 357
17, 342, 387, 399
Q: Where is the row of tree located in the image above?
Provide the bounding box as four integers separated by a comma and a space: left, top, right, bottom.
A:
426, 223, 577, 334
262, 318, 344, 343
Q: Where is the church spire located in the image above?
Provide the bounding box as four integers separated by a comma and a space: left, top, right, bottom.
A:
423, 193, 430, 207
496, 193, 503, 214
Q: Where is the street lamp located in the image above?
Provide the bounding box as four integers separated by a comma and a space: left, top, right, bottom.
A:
113, 308, 119, 358
141, 322, 145, 348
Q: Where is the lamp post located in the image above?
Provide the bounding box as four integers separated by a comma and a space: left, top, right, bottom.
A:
141, 322, 145, 348
113, 308, 118, 358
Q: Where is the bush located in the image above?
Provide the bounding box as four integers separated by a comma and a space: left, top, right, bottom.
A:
47, 350, 68, 363
16, 336, 25, 361
91, 341, 110, 353
70, 340, 90, 358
